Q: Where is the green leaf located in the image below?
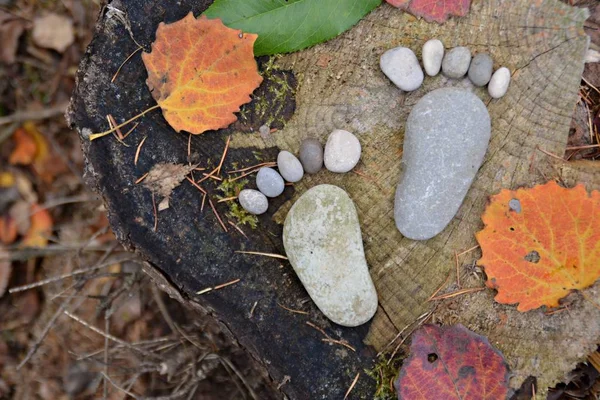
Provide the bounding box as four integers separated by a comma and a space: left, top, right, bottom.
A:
203, 0, 382, 56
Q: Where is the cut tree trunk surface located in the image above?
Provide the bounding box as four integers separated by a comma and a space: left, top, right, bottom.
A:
68, 0, 599, 398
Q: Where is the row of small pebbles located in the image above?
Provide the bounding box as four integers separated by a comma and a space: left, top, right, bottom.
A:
238, 130, 362, 215
380, 39, 511, 99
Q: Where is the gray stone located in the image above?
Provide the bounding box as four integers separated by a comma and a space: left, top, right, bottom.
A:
256, 167, 284, 198
277, 151, 304, 182
238, 189, 268, 215
442, 46, 472, 79
324, 129, 361, 173
422, 39, 444, 76
380, 47, 424, 91
394, 88, 491, 240
488, 67, 511, 99
283, 184, 378, 327
299, 138, 323, 174
468, 53, 493, 86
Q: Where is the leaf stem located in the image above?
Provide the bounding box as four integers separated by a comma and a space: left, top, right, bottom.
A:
89, 104, 160, 141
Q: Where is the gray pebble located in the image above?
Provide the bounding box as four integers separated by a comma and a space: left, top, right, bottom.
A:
238, 189, 268, 215
256, 167, 285, 197
324, 129, 361, 173
488, 67, 511, 99
394, 88, 491, 240
468, 53, 493, 87
277, 150, 304, 182
299, 138, 324, 174
380, 47, 424, 91
442, 46, 472, 79
422, 39, 444, 76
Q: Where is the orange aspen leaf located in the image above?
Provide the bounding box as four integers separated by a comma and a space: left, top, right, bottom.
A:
142, 13, 262, 135
9, 127, 37, 165
21, 204, 53, 248
476, 181, 600, 312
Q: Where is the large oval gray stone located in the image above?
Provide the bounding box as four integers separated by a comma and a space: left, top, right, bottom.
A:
283, 184, 378, 327
394, 88, 491, 240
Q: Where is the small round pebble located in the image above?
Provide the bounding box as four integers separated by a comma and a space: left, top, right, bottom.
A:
256, 167, 285, 197
380, 47, 424, 91
422, 39, 444, 76
324, 129, 361, 173
488, 67, 511, 99
277, 151, 304, 183
442, 46, 472, 79
299, 138, 324, 174
238, 189, 269, 215
468, 53, 493, 87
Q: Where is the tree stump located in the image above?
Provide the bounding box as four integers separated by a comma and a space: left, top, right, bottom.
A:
68, 0, 599, 398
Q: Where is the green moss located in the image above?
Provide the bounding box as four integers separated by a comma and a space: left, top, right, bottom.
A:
365, 354, 403, 400
217, 178, 258, 229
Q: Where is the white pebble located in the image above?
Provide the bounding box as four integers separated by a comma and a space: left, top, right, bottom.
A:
238, 189, 268, 215
488, 67, 511, 99
380, 47, 424, 91
277, 151, 304, 182
422, 39, 444, 76
324, 129, 361, 173
256, 167, 285, 197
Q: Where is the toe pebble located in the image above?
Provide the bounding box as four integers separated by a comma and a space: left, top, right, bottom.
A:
422, 39, 444, 76
238, 189, 269, 215
324, 129, 361, 173
299, 138, 324, 174
277, 151, 304, 183
256, 167, 285, 197
468, 53, 493, 87
488, 67, 511, 99
380, 47, 424, 91
442, 46, 472, 79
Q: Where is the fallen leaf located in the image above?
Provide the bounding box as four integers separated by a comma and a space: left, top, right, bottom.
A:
9, 127, 37, 165
386, 0, 472, 24
204, 0, 382, 56
8, 123, 64, 182
21, 204, 53, 248
0, 11, 25, 64
0, 215, 17, 245
142, 14, 262, 134
32, 13, 74, 53
143, 163, 196, 201
476, 181, 600, 312
395, 324, 509, 400
0, 246, 10, 297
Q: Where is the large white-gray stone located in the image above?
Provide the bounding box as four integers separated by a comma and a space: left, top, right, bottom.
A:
283, 184, 378, 327
324, 129, 361, 173
380, 47, 424, 91
394, 88, 491, 240
422, 39, 444, 76
277, 150, 304, 182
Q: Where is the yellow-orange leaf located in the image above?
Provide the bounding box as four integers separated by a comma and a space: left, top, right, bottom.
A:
21, 204, 53, 248
476, 181, 600, 312
142, 14, 262, 134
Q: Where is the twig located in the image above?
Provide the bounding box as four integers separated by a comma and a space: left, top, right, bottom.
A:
209, 199, 228, 232
344, 373, 360, 400
235, 251, 287, 260
103, 316, 110, 399
134, 136, 147, 165
101, 372, 140, 399
428, 287, 486, 301
0, 102, 69, 126
196, 278, 240, 295
111, 45, 143, 82
217, 355, 258, 400
277, 302, 309, 315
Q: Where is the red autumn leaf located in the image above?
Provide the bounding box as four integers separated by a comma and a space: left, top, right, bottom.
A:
9, 127, 37, 165
476, 181, 600, 312
395, 324, 509, 400
0, 215, 17, 245
21, 204, 53, 248
386, 0, 472, 24
142, 13, 262, 134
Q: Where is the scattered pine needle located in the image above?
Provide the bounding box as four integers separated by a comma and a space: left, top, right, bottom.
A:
344, 373, 360, 400
196, 278, 240, 295
428, 287, 485, 302
228, 162, 276, 174
217, 196, 237, 203
152, 193, 158, 232
122, 121, 139, 139
187, 133, 192, 159
583, 76, 600, 95
89, 104, 160, 141
209, 198, 228, 232
228, 221, 247, 238
566, 144, 600, 150
201, 193, 207, 212
455, 251, 461, 288
134, 136, 147, 165
278, 302, 309, 315
427, 270, 453, 301
306, 321, 329, 337
202, 172, 222, 181
135, 172, 148, 184
536, 146, 565, 162
235, 251, 287, 260
249, 301, 258, 318
457, 245, 479, 257
186, 176, 207, 194
229, 169, 260, 182
111, 45, 143, 82
107, 114, 128, 145
322, 338, 356, 352
216, 135, 231, 176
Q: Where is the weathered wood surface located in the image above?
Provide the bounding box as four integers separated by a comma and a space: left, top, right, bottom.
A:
68, 0, 599, 398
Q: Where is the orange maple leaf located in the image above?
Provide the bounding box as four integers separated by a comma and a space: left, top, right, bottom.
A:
476, 181, 600, 312
142, 13, 262, 134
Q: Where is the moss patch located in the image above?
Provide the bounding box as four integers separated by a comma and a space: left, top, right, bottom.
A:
365, 354, 403, 400
217, 178, 258, 228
